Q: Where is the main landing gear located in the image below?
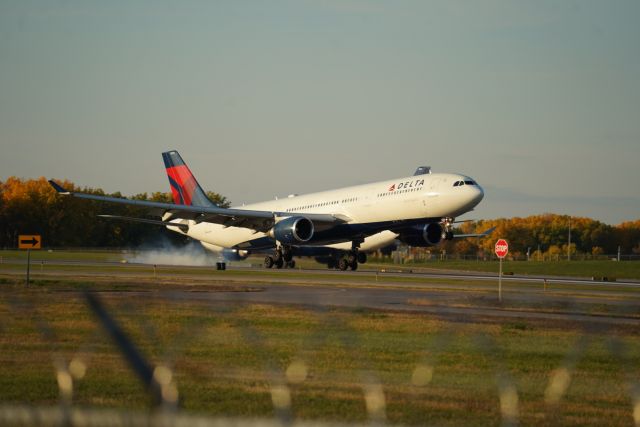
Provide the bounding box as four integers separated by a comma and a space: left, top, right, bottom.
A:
328, 249, 367, 271
215, 262, 226, 270
264, 246, 296, 269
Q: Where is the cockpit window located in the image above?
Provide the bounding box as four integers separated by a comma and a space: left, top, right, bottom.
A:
454, 180, 477, 187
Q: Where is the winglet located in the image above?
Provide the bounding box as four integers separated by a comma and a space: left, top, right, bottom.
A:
48, 180, 71, 195
413, 166, 431, 176
481, 226, 496, 236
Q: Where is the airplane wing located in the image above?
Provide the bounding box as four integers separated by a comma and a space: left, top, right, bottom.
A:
49, 180, 348, 232
453, 226, 496, 239
96, 215, 190, 231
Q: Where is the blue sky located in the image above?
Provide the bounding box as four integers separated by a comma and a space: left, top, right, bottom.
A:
1, 1, 639, 224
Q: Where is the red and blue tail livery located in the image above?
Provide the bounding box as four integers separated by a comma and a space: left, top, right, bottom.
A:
162, 150, 215, 208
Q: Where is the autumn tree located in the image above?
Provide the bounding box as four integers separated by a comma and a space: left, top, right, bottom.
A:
0, 177, 230, 248
450, 214, 636, 257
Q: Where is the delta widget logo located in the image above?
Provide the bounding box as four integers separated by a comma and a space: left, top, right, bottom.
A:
387, 179, 424, 192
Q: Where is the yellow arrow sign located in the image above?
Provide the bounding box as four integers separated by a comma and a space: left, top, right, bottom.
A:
19, 235, 41, 250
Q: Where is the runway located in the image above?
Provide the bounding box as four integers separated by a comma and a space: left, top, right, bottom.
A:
2, 256, 639, 286
2, 259, 639, 327
95, 282, 640, 327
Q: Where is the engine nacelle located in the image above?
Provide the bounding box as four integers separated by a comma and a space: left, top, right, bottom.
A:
398, 223, 442, 247
201, 242, 249, 261
270, 216, 314, 244
222, 248, 250, 261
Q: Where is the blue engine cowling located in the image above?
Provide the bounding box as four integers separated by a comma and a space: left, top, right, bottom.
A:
398, 223, 442, 247
271, 216, 314, 244
201, 242, 249, 261
222, 248, 250, 261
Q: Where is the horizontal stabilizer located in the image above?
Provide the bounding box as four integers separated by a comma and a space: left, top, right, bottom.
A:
97, 215, 189, 231
48, 180, 71, 194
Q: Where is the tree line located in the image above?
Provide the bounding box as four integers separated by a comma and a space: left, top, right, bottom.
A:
0, 177, 227, 249
1, 177, 639, 255
442, 215, 640, 258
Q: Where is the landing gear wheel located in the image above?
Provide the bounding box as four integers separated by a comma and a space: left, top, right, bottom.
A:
264, 256, 274, 269
283, 251, 293, 262
338, 258, 349, 271
347, 253, 357, 265
274, 258, 284, 269
216, 262, 226, 270
287, 260, 296, 269
357, 252, 367, 264
350, 261, 358, 271
327, 258, 336, 269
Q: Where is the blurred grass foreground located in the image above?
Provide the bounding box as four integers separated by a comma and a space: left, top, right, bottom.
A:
1, 277, 639, 426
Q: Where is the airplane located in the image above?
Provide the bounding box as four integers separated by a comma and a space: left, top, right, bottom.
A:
49, 150, 493, 271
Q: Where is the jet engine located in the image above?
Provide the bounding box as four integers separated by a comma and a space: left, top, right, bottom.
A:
201, 242, 249, 261
222, 248, 250, 261
270, 216, 314, 244
397, 223, 442, 247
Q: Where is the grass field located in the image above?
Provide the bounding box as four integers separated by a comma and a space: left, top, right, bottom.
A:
389, 259, 640, 280
4, 262, 640, 300
1, 276, 639, 426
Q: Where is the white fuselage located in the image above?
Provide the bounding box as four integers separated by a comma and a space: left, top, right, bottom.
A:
169, 172, 484, 254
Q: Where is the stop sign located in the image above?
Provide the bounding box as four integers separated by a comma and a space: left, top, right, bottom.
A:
495, 239, 509, 259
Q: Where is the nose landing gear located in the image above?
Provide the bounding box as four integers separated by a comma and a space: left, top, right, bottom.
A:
441, 217, 455, 241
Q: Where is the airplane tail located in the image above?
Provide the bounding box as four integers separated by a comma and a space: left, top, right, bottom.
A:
162, 150, 216, 207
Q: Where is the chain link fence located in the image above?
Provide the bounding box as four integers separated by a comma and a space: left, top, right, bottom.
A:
1, 270, 639, 426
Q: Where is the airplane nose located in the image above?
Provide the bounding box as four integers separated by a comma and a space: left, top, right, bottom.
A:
469, 183, 484, 207
475, 184, 484, 203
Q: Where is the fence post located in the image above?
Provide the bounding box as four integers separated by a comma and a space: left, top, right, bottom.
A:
26, 249, 31, 287
498, 257, 503, 302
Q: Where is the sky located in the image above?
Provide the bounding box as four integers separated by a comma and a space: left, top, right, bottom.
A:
1, 0, 639, 225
